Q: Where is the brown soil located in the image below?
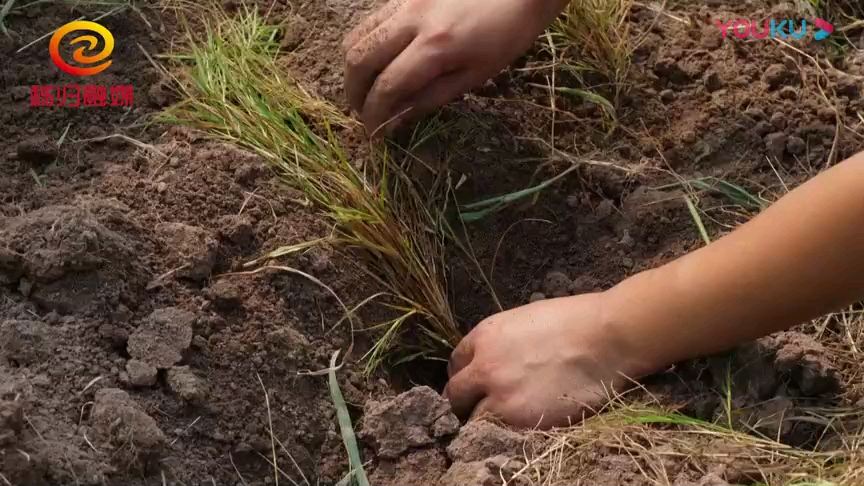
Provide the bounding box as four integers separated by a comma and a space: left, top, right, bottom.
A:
2, 0, 863, 485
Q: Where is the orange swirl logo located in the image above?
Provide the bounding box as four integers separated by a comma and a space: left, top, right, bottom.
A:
49, 21, 114, 76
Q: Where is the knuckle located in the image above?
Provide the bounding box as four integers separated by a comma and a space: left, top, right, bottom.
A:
473, 359, 499, 383
344, 48, 364, 69
373, 77, 396, 98
423, 51, 447, 73
467, 326, 488, 347
424, 27, 454, 46
484, 367, 510, 390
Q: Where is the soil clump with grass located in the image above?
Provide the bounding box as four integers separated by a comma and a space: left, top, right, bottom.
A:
2, 0, 864, 485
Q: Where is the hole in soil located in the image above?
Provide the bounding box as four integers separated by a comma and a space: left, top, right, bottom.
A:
116, 340, 131, 359
389, 356, 450, 393
156, 368, 170, 388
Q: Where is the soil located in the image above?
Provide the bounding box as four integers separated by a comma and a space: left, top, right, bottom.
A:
1, 0, 863, 485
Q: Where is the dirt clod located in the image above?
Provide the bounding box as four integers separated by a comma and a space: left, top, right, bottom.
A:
0, 319, 53, 366
126, 359, 158, 387
440, 460, 500, 486
542, 271, 572, 298
786, 135, 806, 155
360, 386, 459, 459
765, 132, 788, 158
446, 420, 526, 463
147, 80, 176, 108
762, 63, 790, 89
155, 222, 219, 281
654, 59, 691, 85
167, 366, 208, 402
835, 77, 860, 99
90, 388, 165, 473
700, 26, 722, 49
0, 203, 146, 314
234, 162, 266, 186
569, 275, 599, 295
770, 112, 787, 129
218, 214, 256, 247
770, 331, 841, 395
779, 86, 798, 100
205, 279, 243, 311
754, 121, 771, 136
441, 455, 528, 486
0, 399, 23, 446
595, 199, 615, 220
127, 307, 195, 369
369, 448, 448, 485
16, 136, 57, 167
704, 72, 723, 92
660, 89, 675, 102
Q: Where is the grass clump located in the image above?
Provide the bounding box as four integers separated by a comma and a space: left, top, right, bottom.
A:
548, 0, 634, 106
517, 400, 864, 486
161, 6, 459, 371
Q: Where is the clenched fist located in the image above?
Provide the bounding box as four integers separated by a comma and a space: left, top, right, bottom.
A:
443, 293, 655, 429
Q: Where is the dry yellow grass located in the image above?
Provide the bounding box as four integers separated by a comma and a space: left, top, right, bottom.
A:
518, 399, 864, 485
159, 4, 460, 372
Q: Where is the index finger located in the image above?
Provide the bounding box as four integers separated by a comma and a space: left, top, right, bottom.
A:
360, 40, 450, 135
442, 364, 486, 420
342, 0, 407, 51
448, 330, 475, 378
344, 16, 416, 117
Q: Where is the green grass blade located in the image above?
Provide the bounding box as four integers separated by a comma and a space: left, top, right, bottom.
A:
460, 165, 579, 221
328, 351, 369, 486
553, 86, 616, 119
689, 178, 766, 210
684, 195, 711, 245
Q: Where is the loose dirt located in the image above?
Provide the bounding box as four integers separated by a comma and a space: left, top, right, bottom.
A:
2, 0, 863, 485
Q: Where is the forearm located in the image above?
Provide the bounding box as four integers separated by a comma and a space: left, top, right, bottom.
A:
606, 151, 864, 373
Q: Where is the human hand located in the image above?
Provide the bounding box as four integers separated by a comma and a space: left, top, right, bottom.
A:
343, 0, 567, 135
442, 293, 658, 429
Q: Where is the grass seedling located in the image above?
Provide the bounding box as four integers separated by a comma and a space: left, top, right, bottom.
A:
162, 5, 459, 370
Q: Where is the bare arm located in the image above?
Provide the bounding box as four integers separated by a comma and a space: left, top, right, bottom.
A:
444, 151, 864, 429
608, 151, 864, 374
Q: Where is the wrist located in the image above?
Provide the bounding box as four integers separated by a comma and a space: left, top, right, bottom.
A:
597, 268, 683, 378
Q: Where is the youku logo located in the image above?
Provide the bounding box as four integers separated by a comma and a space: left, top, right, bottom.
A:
715, 18, 834, 41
